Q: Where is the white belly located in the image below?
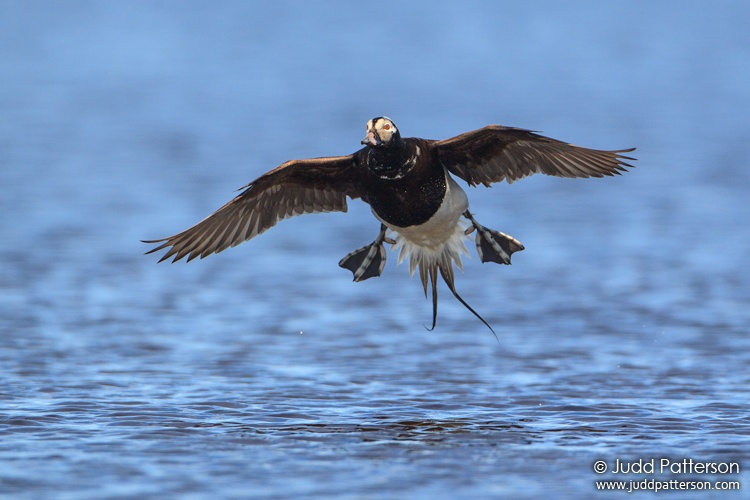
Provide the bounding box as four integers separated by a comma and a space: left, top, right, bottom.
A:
373, 170, 470, 277
375, 171, 468, 247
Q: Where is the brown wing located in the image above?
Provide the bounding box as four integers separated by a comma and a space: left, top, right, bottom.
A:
434, 125, 635, 186
143, 155, 362, 263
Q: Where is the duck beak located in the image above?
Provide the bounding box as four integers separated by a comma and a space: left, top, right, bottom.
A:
361, 130, 381, 147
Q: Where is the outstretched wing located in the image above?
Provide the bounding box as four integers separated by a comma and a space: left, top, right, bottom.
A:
433, 125, 635, 186
143, 155, 362, 262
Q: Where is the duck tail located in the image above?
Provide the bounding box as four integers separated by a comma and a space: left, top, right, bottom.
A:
414, 247, 496, 338
437, 258, 497, 340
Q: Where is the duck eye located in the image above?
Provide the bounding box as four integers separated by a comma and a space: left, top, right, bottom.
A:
383, 123, 391, 131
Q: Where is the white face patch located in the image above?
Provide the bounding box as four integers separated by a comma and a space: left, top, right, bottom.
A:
371, 117, 398, 143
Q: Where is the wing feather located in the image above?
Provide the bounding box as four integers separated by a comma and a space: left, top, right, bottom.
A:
434, 125, 635, 186
143, 155, 362, 262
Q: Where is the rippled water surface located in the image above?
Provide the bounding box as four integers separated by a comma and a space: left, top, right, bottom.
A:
2, 2, 749, 498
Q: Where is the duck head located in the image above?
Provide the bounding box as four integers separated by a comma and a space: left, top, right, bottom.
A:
361, 117, 401, 148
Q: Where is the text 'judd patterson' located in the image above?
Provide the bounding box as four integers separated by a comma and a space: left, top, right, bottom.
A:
594, 458, 740, 475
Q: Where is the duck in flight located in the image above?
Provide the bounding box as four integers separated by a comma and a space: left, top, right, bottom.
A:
144, 117, 635, 334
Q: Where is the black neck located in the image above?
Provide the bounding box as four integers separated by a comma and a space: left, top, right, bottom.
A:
368, 139, 412, 177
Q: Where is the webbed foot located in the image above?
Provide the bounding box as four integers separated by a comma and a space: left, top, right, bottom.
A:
463, 211, 524, 265
338, 224, 392, 282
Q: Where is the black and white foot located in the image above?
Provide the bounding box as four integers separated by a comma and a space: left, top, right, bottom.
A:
463, 211, 525, 265
338, 224, 395, 282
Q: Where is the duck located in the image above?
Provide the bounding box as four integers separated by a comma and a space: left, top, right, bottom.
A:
144, 117, 635, 334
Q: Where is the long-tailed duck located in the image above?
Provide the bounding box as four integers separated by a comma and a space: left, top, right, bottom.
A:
144, 117, 635, 334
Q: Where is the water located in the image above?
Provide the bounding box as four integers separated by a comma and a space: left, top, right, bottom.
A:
2, 1, 749, 498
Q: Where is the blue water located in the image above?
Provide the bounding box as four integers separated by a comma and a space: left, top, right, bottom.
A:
2, 1, 749, 498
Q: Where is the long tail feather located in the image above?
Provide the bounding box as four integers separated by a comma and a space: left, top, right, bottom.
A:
415, 252, 496, 337
396, 221, 496, 336
438, 264, 497, 341
427, 264, 438, 331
